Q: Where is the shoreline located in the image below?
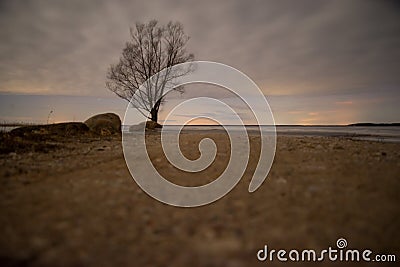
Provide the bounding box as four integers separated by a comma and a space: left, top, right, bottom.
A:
125, 126, 400, 143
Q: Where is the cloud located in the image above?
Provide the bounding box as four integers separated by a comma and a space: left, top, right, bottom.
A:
0, 0, 399, 97
0, 0, 399, 124
336, 101, 353, 105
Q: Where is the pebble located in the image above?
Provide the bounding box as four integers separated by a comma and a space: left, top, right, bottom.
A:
276, 177, 287, 184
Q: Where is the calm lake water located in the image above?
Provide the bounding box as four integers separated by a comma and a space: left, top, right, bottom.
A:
124, 125, 400, 143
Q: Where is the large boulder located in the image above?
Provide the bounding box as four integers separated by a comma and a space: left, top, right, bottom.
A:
84, 113, 121, 136
10, 122, 89, 137
146, 121, 162, 130
129, 121, 162, 132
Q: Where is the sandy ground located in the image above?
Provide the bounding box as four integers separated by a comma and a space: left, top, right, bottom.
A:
0, 132, 399, 266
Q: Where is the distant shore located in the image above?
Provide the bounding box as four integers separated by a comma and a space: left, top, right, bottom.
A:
347, 122, 400, 126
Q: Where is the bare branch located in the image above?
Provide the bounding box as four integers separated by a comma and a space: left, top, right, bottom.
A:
106, 20, 194, 122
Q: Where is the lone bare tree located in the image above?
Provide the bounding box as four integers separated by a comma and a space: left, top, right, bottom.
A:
106, 20, 194, 123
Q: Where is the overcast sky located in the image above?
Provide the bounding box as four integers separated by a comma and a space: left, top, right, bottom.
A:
0, 0, 399, 124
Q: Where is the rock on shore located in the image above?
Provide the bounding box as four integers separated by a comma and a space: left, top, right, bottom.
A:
10, 122, 90, 137
84, 113, 121, 135
9, 113, 122, 137
129, 121, 162, 132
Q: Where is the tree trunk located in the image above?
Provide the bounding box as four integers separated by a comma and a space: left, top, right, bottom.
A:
150, 108, 158, 122
150, 98, 162, 123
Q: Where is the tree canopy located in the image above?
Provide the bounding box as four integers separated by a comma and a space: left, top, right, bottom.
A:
106, 20, 194, 123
